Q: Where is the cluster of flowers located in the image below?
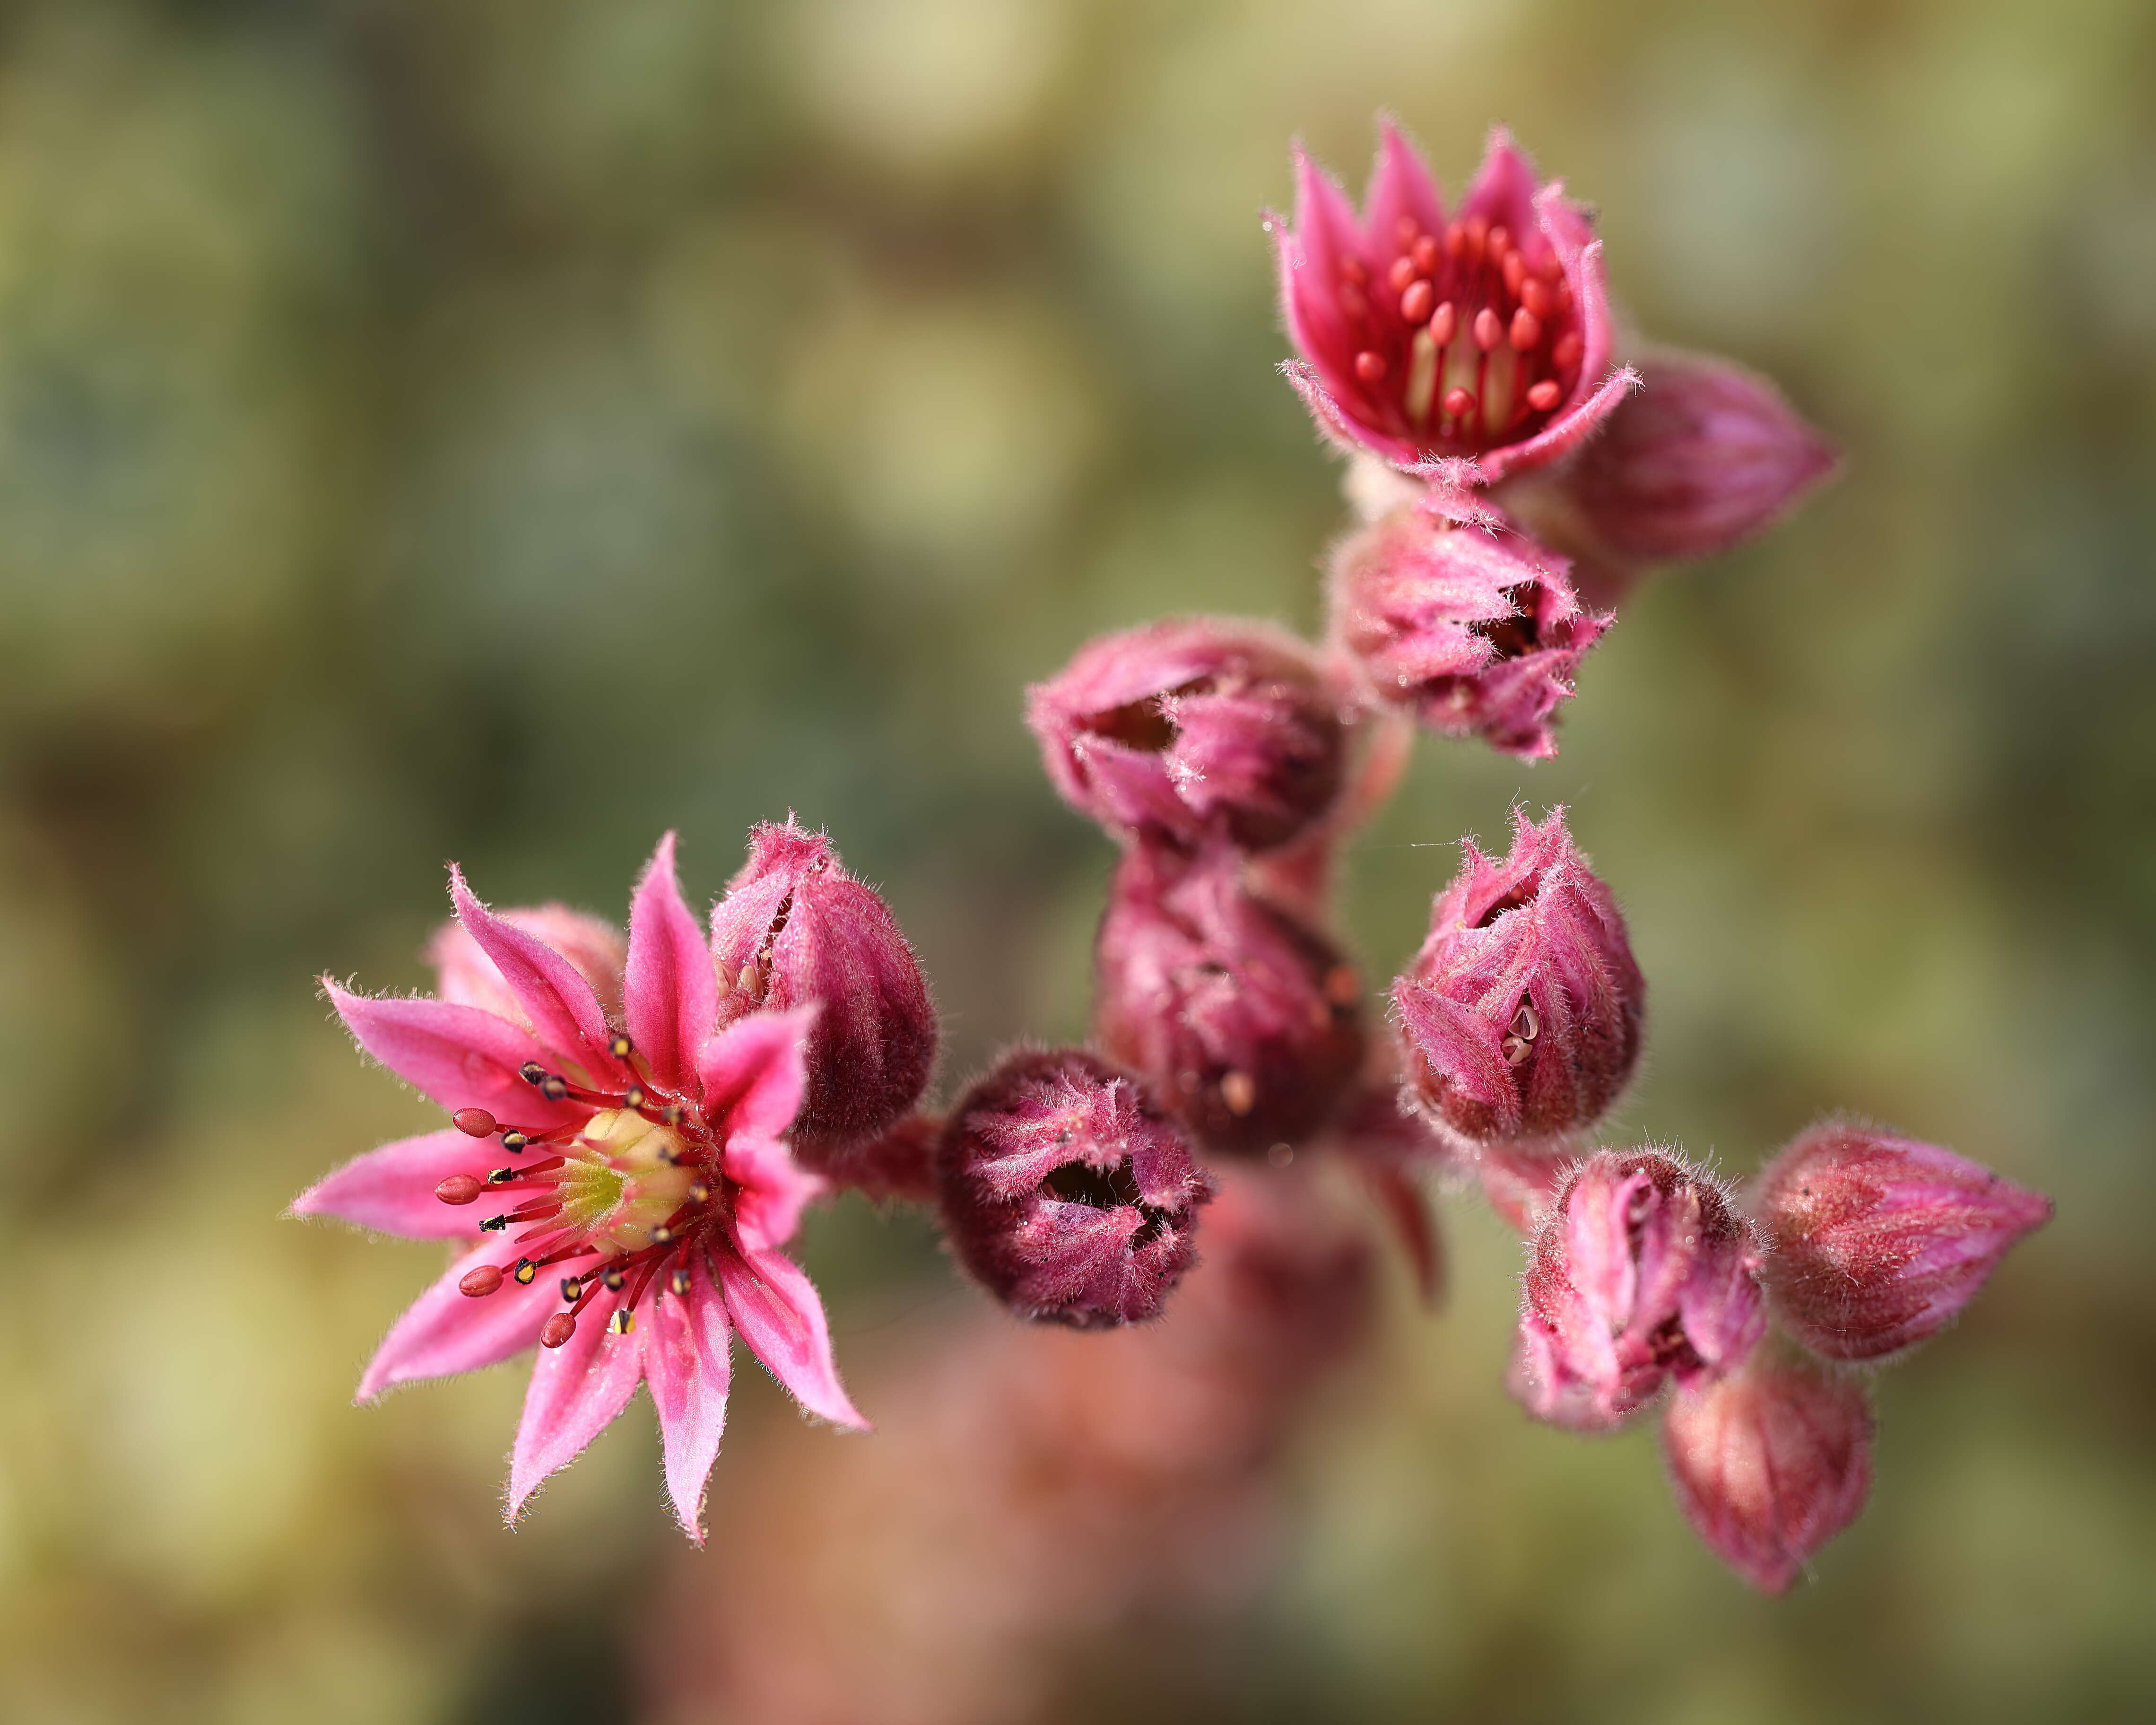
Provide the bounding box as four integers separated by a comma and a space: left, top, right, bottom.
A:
296, 122, 2048, 1589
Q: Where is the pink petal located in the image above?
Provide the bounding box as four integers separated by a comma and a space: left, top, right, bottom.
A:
1475, 359, 1639, 486
324, 982, 587, 1131
643, 1260, 733, 1541
626, 832, 722, 1098
291, 1130, 489, 1240
722, 1133, 824, 1252
505, 1290, 650, 1521
431, 905, 626, 1022
695, 1006, 815, 1143
1280, 360, 1429, 469
1458, 124, 1541, 236
356, 1240, 558, 1401
1362, 116, 1448, 254
715, 1239, 868, 1430
448, 866, 626, 1085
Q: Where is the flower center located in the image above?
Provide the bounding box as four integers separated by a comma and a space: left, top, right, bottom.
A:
434, 1037, 732, 1348
1335, 214, 1583, 453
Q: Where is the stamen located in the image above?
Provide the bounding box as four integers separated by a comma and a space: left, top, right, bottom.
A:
1527, 380, 1563, 411
561, 1276, 583, 1302
603, 1267, 626, 1291
1386, 254, 1416, 293
487, 1167, 517, 1185
1502, 250, 1527, 296
541, 1312, 577, 1349
1339, 254, 1368, 287
1521, 277, 1555, 320
435, 1175, 483, 1206
518, 1062, 548, 1086
1405, 329, 1439, 422
1510, 308, 1543, 351
502, 1131, 530, 1153
1410, 233, 1441, 274
1354, 350, 1388, 385
1428, 301, 1458, 346
609, 1033, 634, 1060
1400, 278, 1435, 326
459, 1264, 504, 1298
688, 1181, 712, 1205
1443, 386, 1477, 421
513, 1258, 538, 1285
670, 1266, 692, 1297
623, 1086, 646, 1110
539, 1075, 569, 1102
1473, 308, 1503, 352
452, 1108, 497, 1138
480, 1214, 510, 1231
1220, 1070, 1257, 1116
1551, 331, 1584, 373
608, 1309, 636, 1336
651, 1225, 675, 1246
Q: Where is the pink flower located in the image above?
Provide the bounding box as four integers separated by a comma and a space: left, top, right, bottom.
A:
1393, 809, 1644, 1146
936, 1048, 1212, 1328
1027, 618, 1353, 854
707, 818, 938, 1177
1095, 846, 1365, 1154
294, 834, 867, 1540
1661, 1350, 1874, 1594
1513, 1149, 1765, 1432
1329, 501, 1609, 759
1507, 349, 1838, 609
1273, 122, 1635, 482
1748, 1120, 2052, 1362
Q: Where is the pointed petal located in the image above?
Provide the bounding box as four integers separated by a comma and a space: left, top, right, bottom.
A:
291, 1130, 489, 1240
715, 1239, 868, 1430
1281, 360, 1429, 469
1364, 116, 1448, 253
1475, 360, 1638, 486
644, 1262, 733, 1541
1292, 141, 1363, 284
356, 1240, 558, 1401
431, 905, 626, 1021
722, 1132, 824, 1252
324, 982, 586, 1131
448, 867, 625, 1084
695, 1006, 815, 1143
626, 832, 722, 1098
1458, 124, 1541, 236
505, 1291, 649, 1521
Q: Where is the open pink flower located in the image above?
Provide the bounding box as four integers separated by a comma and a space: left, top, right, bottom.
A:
1274, 122, 1634, 482
294, 833, 867, 1540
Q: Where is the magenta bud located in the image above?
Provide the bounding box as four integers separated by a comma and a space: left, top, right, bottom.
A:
1661, 1350, 1874, 1594
1026, 618, 1351, 853
936, 1048, 1211, 1328
1512, 1149, 1765, 1431
1094, 848, 1365, 1154
1392, 808, 1643, 1146
1562, 351, 1836, 565
1748, 1121, 2052, 1362
1329, 506, 1608, 760
710, 819, 937, 1168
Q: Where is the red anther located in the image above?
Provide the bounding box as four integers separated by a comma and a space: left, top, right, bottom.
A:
1536, 251, 1565, 281
1487, 225, 1510, 255
1387, 254, 1417, 293
540, 1312, 578, 1349
1443, 386, 1477, 421
1473, 307, 1504, 352
435, 1174, 483, 1206
1503, 250, 1527, 296
1551, 330, 1584, 372
1526, 379, 1563, 411
1428, 301, 1458, 345
1445, 220, 1467, 261
1339, 254, 1368, 287
1400, 279, 1435, 325
1354, 350, 1389, 384
1394, 215, 1419, 246
1510, 308, 1543, 351
1520, 277, 1555, 320
459, 1264, 504, 1298
1339, 282, 1369, 322
452, 1107, 497, 1138
1411, 234, 1442, 274
508, 1199, 564, 1224
1462, 215, 1489, 264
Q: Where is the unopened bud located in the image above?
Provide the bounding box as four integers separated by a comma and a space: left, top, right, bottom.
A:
709, 819, 937, 1169
1095, 848, 1364, 1153
1393, 809, 1643, 1147
1329, 505, 1608, 760
936, 1049, 1210, 1328
1748, 1121, 2052, 1362
1512, 1149, 1765, 1431
1661, 1350, 1873, 1594
1026, 618, 1351, 853
1562, 350, 1836, 565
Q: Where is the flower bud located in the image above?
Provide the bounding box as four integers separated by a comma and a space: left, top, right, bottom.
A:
1561, 351, 1836, 565
1026, 619, 1350, 853
428, 903, 626, 1023
1661, 1350, 1873, 1594
1329, 505, 1607, 760
1095, 848, 1364, 1154
1512, 1149, 1765, 1431
1392, 809, 1643, 1146
936, 1049, 1211, 1328
710, 819, 937, 1170
1748, 1121, 2052, 1362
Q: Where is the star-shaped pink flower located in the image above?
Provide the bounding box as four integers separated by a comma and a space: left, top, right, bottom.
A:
295, 834, 867, 1540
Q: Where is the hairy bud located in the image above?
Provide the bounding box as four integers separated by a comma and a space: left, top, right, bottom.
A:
1393, 809, 1643, 1147
1329, 505, 1607, 760
1749, 1121, 2052, 1362
1513, 1149, 1765, 1431
1662, 1350, 1874, 1594
936, 1049, 1210, 1328
710, 819, 936, 1170
1026, 618, 1350, 853
1095, 848, 1365, 1153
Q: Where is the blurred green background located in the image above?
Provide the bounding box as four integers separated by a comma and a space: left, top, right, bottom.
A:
3, 0, 2153, 1719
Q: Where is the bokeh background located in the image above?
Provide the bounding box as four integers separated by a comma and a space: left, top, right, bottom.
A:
3, 0, 2154, 1719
